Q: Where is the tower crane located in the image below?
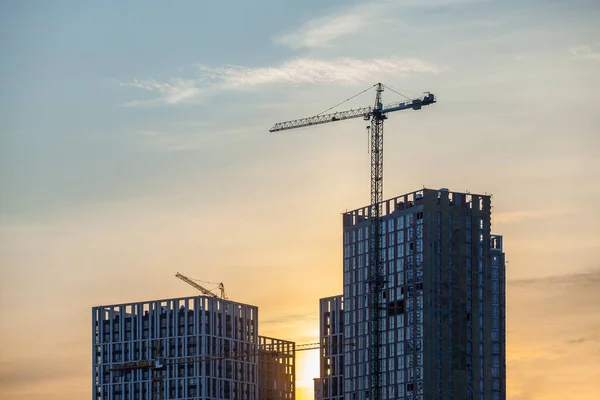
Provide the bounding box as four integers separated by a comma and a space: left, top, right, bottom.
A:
270, 83, 436, 400
175, 272, 227, 300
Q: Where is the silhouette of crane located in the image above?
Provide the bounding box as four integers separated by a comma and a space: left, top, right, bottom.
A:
270, 83, 436, 400
175, 272, 227, 300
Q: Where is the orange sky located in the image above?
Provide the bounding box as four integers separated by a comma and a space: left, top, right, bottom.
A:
1, 1, 600, 399
1, 155, 599, 399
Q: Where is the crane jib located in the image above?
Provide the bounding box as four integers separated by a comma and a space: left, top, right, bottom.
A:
268, 94, 435, 133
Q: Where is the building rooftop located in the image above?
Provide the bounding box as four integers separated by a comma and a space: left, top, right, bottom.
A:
343, 187, 492, 226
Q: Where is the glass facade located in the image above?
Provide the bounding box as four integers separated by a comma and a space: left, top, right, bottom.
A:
338, 189, 506, 400
343, 194, 426, 400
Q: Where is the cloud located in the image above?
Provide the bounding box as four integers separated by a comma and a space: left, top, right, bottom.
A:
569, 45, 600, 62
120, 0, 446, 107
507, 269, 600, 336
212, 57, 438, 86
120, 57, 438, 106
566, 337, 591, 344
274, 8, 370, 49
119, 78, 202, 107
508, 269, 600, 287
493, 208, 570, 224
274, 0, 487, 49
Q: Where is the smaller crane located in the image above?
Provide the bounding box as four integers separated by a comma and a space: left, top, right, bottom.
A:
110, 340, 355, 400
175, 272, 227, 300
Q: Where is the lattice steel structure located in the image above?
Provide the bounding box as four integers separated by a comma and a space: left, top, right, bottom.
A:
368, 84, 386, 400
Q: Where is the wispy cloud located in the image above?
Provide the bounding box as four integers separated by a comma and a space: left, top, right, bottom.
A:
119, 78, 202, 107
213, 57, 438, 86
120, 0, 450, 107
508, 269, 600, 287
120, 57, 438, 106
493, 208, 570, 224
274, 0, 487, 49
274, 8, 370, 49
566, 337, 594, 345
569, 45, 600, 62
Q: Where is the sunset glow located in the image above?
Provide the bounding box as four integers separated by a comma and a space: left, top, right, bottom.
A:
1, 1, 599, 399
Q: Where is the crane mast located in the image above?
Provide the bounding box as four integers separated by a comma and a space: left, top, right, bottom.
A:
368, 83, 386, 400
270, 83, 436, 400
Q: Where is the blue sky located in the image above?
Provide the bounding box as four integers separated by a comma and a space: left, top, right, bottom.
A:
2, 0, 599, 219
1, 1, 600, 399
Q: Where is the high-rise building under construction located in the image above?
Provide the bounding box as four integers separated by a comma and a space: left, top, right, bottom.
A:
92, 296, 295, 400
319, 188, 506, 400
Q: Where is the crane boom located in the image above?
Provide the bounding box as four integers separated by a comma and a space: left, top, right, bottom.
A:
111, 342, 316, 400
270, 106, 371, 132
175, 272, 219, 298
269, 93, 435, 133
110, 341, 349, 372
164, 341, 324, 365
109, 337, 355, 400
269, 83, 435, 400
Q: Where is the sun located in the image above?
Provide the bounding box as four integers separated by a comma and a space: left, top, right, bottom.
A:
293, 326, 321, 399
296, 348, 320, 399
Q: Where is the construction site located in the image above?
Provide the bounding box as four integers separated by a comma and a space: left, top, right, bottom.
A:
92, 84, 506, 400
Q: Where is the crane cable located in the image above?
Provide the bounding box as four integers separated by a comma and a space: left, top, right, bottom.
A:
382, 83, 417, 101
187, 277, 222, 293
316, 83, 417, 117
316, 83, 378, 116
189, 277, 219, 285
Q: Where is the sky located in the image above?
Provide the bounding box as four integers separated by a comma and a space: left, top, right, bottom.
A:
0, 0, 599, 399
